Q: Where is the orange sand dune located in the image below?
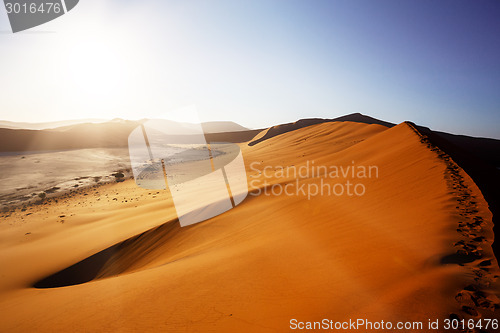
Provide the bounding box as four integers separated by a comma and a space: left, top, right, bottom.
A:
0, 121, 498, 332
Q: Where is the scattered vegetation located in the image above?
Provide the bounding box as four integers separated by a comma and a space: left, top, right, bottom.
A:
113, 172, 125, 182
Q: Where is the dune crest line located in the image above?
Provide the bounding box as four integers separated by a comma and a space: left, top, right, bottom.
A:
407, 121, 500, 321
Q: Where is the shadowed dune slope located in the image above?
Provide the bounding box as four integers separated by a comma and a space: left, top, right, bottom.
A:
0, 121, 498, 332
414, 124, 500, 262
417, 126, 500, 168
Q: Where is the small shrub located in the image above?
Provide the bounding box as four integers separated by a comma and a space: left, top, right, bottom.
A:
113, 172, 125, 182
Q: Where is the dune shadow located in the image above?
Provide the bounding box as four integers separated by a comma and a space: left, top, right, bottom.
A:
33, 243, 123, 288
32, 194, 255, 289
414, 124, 500, 263
33, 220, 181, 289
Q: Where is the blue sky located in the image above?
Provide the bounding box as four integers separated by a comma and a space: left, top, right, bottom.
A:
0, 0, 499, 138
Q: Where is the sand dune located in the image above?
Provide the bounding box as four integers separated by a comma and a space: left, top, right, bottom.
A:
0, 121, 498, 332
248, 112, 394, 146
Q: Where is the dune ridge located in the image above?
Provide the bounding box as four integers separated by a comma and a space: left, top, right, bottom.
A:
407, 122, 500, 319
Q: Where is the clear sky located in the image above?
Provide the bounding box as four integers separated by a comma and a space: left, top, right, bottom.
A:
0, 0, 499, 138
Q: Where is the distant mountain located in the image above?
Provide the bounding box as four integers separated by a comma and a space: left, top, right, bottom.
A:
0, 121, 140, 152
0, 119, 108, 130
0, 118, 249, 133
0, 119, 254, 152
202, 121, 249, 133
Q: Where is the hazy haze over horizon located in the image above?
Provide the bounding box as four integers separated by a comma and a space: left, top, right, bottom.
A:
0, 0, 499, 139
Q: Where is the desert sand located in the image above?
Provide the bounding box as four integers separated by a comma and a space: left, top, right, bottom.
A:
0, 120, 499, 332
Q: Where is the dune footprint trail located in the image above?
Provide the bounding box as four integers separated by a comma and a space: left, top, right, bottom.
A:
408, 122, 500, 323
1, 121, 499, 332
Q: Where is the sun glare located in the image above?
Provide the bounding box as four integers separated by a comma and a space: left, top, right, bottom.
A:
65, 38, 127, 104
